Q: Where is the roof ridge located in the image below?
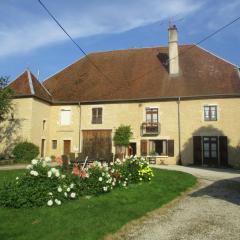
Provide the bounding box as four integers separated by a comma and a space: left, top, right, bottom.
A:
42, 44, 193, 83
27, 69, 35, 95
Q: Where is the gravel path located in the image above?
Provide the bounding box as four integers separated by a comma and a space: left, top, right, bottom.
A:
117, 166, 240, 240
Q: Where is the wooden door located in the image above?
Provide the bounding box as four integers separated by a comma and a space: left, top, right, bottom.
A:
82, 130, 112, 161
63, 140, 71, 155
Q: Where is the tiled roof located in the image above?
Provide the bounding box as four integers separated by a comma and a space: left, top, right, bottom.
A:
42, 45, 240, 103
8, 70, 52, 102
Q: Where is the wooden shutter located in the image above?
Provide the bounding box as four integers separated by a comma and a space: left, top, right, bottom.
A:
193, 136, 202, 165
141, 140, 148, 156
167, 140, 174, 157
219, 136, 228, 166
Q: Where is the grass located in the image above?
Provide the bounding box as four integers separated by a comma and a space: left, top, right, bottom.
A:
0, 168, 196, 240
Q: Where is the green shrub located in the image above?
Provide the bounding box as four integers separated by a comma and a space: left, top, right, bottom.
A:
0, 159, 77, 208
0, 156, 153, 208
12, 142, 39, 163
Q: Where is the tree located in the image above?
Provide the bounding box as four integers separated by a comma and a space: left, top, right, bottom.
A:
113, 125, 132, 159
0, 76, 13, 122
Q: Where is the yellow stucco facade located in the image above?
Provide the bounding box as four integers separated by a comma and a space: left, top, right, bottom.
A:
2, 96, 240, 167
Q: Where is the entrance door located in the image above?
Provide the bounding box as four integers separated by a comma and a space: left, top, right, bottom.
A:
128, 143, 137, 156
41, 139, 45, 157
203, 137, 218, 166
82, 130, 112, 161
63, 140, 71, 155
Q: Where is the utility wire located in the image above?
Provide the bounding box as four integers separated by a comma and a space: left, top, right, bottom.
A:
38, 0, 112, 82
167, 15, 240, 64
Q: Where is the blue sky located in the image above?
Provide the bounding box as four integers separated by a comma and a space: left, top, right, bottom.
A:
0, 0, 240, 82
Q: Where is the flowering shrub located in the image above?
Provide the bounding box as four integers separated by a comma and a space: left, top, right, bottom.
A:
0, 156, 153, 208
0, 158, 77, 208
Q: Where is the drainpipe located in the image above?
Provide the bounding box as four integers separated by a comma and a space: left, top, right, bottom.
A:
78, 102, 81, 155
177, 97, 182, 165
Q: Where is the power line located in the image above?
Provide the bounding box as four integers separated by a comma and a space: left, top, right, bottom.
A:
38, 0, 112, 82
167, 15, 240, 65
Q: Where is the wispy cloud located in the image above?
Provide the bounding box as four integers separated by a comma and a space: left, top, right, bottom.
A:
0, 0, 202, 58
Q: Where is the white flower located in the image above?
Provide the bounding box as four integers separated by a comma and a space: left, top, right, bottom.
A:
61, 175, 66, 179
57, 187, 62, 193
30, 170, 38, 176
67, 188, 71, 192
64, 192, 68, 197
48, 192, 53, 196
149, 178, 151, 181
112, 182, 116, 186
70, 192, 76, 198
55, 171, 60, 177
16, 177, 19, 180
47, 171, 52, 178
139, 178, 142, 181
42, 161, 47, 167
45, 156, 51, 162
31, 159, 38, 165
26, 165, 32, 170
51, 168, 57, 173
102, 172, 105, 176
98, 177, 103, 182
55, 199, 61, 205
70, 183, 75, 189
110, 162, 114, 166
103, 186, 108, 192
47, 200, 53, 206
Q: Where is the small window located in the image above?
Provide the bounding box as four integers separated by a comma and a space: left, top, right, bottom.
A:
92, 108, 102, 124
52, 140, 57, 149
146, 108, 158, 123
60, 109, 71, 125
204, 105, 217, 121
43, 120, 46, 130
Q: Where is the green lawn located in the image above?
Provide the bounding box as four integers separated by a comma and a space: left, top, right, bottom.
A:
0, 168, 196, 240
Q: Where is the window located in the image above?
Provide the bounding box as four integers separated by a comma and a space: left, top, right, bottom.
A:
43, 120, 46, 130
60, 109, 71, 125
92, 108, 102, 124
204, 105, 217, 121
52, 140, 57, 149
146, 108, 158, 123
149, 140, 167, 156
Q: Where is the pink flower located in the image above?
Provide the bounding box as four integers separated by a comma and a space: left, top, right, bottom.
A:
73, 166, 80, 176
56, 156, 63, 166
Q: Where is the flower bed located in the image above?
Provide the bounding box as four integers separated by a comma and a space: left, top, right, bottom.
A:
0, 156, 153, 208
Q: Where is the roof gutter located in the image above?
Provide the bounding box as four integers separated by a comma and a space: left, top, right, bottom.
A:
50, 93, 240, 105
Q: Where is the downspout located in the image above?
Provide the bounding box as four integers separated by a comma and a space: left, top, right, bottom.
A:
177, 97, 182, 165
78, 102, 81, 155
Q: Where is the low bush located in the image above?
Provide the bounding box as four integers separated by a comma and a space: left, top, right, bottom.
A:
12, 142, 39, 163
0, 156, 153, 208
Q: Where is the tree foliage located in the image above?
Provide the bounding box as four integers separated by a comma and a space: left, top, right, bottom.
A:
0, 76, 13, 122
113, 125, 132, 146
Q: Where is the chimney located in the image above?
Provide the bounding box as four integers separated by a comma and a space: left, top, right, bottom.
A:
168, 25, 179, 75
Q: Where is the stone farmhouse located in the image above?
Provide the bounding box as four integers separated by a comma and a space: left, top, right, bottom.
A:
4, 26, 240, 167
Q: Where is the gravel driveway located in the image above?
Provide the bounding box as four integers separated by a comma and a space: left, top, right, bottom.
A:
116, 165, 240, 240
